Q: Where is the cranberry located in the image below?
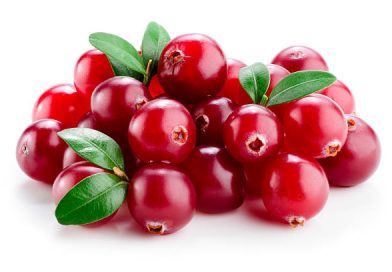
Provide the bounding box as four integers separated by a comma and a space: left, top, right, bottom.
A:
216, 58, 252, 105
52, 161, 114, 225
181, 146, 245, 213
128, 98, 196, 164
32, 84, 89, 128
319, 115, 381, 187
77, 111, 101, 129
148, 75, 165, 98
74, 49, 114, 99
283, 94, 348, 158
265, 64, 290, 96
192, 97, 237, 146
260, 153, 329, 226
91, 76, 150, 137
318, 80, 355, 114
223, 105, 283, 164
63, 147, 83, 169
272, 46, 328, 72
127, 163, 196, 234
16, 119, 67, 184
243, 160, 268, 198
158, 33, 227, 103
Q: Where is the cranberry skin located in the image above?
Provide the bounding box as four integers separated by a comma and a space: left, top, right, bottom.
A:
243, 160, 268, 198
127, 163, 196, 234
319, 115, 381, 187
91, 76, 150, 135
148, 75, 165, 99
16, 119, 67, 184
283, 94, 348, 158
181, 146, 245, 213
260, 153, 329, 226
128, 99, 196, 164
32, 84, 89, 128
192, 97, 237, 146
265, 64, 290, 96
158, 33, 227, 103
318, 80, 355, 114
223, 105, 283, 164
74, 49, 114, 99
216, 59, 252, 105
77, 111, 100, 129
272, 46, 328, 72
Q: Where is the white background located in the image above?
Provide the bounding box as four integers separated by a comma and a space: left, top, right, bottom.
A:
1, 0, 391, 271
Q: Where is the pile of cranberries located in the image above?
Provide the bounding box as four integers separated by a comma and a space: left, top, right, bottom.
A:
16, 26, 381, 234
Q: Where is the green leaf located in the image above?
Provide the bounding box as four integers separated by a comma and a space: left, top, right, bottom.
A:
107, 56, 143, 80
89, 32, 145, 75
141, 22, 170, 79
239, 62, 270, 104
55, 173, 128, 225
58, 128, 124, 171
267, 70, 336, 106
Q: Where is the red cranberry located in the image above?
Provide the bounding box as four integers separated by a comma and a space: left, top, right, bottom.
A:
265, 64, 290, 96
52, 161, 114, 225
192, 97, 237, 146
319, 115, 381, 187
223, 105, 283, 164
128, 98, 196, 164
77, 111, 100, 129
16, 119, 67, 184
148, 75, 165, 98
181, 146, 245, 213
158, 33, 227, 103
283, 94, 348, 158
243, 160, 268, 198
260, 153, 329, 226
216, 58, 252, 105
272, 46, 328, 72
127, 163, 196, 234
32, 84, 89, 128
91, 76, 150, 136
318, 80, 355, 114
74, 49, 114, 99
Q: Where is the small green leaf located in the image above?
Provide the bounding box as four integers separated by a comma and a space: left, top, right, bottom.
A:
55, 173, 128, 225
267, 70, 336, 106
239, 63, 270, 104
58, 128, 124, 171
141, 21, 170, 80
107, 56, 143, 80
89, 32, 145, 75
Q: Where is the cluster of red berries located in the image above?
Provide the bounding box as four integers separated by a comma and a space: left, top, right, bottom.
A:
16, 24, 381, 234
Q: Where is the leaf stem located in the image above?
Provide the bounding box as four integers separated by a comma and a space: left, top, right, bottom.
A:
143, 59, 153, 85
261, 95, 269, 106
113, 167, 129, 182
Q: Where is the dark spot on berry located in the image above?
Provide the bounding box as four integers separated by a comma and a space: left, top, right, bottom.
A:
195, 114, 209, 132
147, 223, 164, 235
172, 126, 188, 145
247, 136, 265, 153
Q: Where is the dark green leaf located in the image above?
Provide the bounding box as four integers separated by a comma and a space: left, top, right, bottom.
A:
239, 63, 270, 104
107, 56, 143, 80
58, 128, 124, 171
55, 173, 127, 225
267, 71, 336, 106
141, 22, 170, 79
89, 32, 145, 75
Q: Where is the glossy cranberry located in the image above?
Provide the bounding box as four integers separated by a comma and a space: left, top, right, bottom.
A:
283, 94, 348, 158
223, 105, 283, 163
181, 146, 245, 213
74, 49, 114, 99
265, 64, 290, 96
52, 161, 114, 225
243, 160, 268, 198
128, 98, 196, 164
77, 111, 100, 129
216, 58, 252, 105
91, 76, 150, 136
260, 153, 329, 226
16, 119, 67, 184
127, 163, 196, 234
158, 33, 227, 103
192, 97, 237, 146
272, 46, 328, 72
319, 115, 381, 187
318, 80, 355, 114
148, 75, 165, 98
32, 84, 89, 128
